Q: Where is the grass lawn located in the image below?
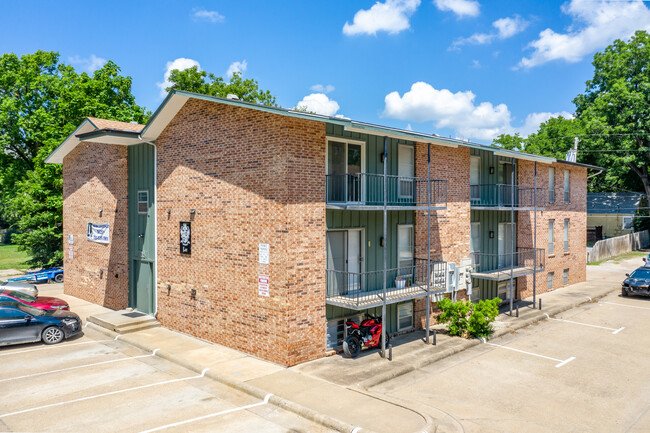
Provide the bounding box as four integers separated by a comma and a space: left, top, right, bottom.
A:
588, 250, 648, 266
0, 244, 30, 270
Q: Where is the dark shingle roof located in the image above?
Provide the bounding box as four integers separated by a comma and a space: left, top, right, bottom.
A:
587, 192, 644, 214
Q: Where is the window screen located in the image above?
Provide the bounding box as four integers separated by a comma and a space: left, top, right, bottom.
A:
563, 269, 569, 285
398, 302, 414, 331
548, 272, 554, 290
548, 167, 555, 203
548, 220, 555, 255
138, 191, 149, 214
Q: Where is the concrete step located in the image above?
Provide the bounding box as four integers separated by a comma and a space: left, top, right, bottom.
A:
87, 309, 160, 334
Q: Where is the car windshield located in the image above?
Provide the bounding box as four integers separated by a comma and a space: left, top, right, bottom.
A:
630, 268, 650, 280
4, 290, 36, 302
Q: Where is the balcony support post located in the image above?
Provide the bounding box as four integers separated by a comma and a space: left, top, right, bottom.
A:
426, 143, 431, 343
381, 136, 388, 358
533, 162, 538, 307
509, 157, 515, 316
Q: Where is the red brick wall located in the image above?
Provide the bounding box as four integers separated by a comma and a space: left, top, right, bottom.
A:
517, 161, 588, 298
413, 144, 471, 327
62, 141, 130, 309
155, 100, 326, 366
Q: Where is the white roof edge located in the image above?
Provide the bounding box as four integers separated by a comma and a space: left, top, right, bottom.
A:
45, 120, 97, 164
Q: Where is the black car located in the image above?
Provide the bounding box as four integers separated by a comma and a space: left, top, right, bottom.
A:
622, 265, 650, 297
0, 303, 82, 346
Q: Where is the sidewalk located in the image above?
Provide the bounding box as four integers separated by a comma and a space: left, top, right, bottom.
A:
42, 253, 641, 433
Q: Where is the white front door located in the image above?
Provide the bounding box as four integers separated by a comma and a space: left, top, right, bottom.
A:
398, 145, 415, 198
347, 230, 363, 292
498, 222, 516, 268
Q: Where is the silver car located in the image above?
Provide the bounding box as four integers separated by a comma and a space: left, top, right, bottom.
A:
0, 281, 38, 298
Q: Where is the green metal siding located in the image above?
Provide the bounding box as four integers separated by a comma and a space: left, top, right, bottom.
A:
326, 124, 414, 177
470, 210, 513, 255
128, 143, 156, 314
470, 148, 518, 185
326, 209, 413, 273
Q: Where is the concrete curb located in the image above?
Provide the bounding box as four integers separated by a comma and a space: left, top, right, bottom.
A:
360, 285, 617, 390
85, 322, 373, 433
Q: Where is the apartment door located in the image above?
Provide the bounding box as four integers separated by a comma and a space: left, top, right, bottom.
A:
326, 230, 364, 296
327, 140, 365, 203
398, 145, 414, 199
499, 162, 516, 206
498, 222, 516, 269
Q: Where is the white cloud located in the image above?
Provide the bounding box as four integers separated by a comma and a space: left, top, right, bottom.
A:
452, 15, 528, 48
157, 58, 201, 98
192, 9, 224, 23
519, 0, 650, 68
68, 54, 107, 72
226, 60, 247, 78
296, 93, 340, 116
514, 111, 574, 137
384, 82, 511, 140
433, 0, 479, 18
311, 84, 335, 93
343, 0, 421, 36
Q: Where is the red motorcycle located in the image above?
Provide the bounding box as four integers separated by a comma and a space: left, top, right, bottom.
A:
343, 314, 389, 358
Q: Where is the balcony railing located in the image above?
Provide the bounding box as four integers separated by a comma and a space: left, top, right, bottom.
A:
326, 258, 447, 309
326, 173, 447, 209
470, 248, 545, 281
470, 184, 546, 209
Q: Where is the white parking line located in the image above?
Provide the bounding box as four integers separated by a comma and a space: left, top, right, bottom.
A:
0, 349, 160, 383
485, 342, 575, 368
600, 301, 650, 311
0, 368, 209, 418
138, 393, 274, 433
547, 316, 624, 334
0, 339, 115, 357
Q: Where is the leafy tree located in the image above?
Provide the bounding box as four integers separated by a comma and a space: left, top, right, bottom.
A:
573, 30, 650, 199
166, 66, 277, 106
492, 133, 525, 152
0, 51, 148, 266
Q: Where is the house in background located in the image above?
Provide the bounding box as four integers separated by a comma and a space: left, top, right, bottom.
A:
587, 192, 643, 240
47, 90, 599, 366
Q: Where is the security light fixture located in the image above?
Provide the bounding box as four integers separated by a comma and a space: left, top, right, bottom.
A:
190, 288, 197, 299
190, 209, 196, 214
380, 236, 385, 247
489, 167, 495, 174
489, 231, 494, 239
380, 152, 386, 163
99, 209, 103, 217
99, 269, 104, 278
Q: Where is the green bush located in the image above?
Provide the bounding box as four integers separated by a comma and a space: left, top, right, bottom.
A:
437, 297, 501, 338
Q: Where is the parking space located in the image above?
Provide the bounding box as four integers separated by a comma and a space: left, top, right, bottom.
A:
0, 327, 333, 433
372, 291, 650, 433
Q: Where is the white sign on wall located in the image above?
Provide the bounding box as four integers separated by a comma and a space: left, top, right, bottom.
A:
69, 246, 73, 259
68, 234, 73, 245
87, 222, 110, 244
259, 243, 270, 265
258, 275, 270, 297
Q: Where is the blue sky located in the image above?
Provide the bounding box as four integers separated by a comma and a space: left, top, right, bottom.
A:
3, 0, 650, 143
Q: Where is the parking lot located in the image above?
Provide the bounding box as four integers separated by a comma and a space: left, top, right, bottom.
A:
0, 325, 332, 433
372, 291, 650, 433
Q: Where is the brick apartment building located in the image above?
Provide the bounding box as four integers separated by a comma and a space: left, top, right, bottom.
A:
47, 90, 599, 366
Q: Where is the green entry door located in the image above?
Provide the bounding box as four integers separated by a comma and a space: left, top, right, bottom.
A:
128, 143, 156, 314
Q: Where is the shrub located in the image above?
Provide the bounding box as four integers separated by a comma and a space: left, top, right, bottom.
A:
437, 297, 501, 338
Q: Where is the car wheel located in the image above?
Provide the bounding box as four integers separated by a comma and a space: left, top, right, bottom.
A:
42, 326, 65, 345
343, 335, 361, 358
54, 274, 64, 283
622, 287, 629, 297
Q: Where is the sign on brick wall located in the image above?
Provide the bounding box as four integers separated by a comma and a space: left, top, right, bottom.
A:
180, 221, 191, 254
258, 275, 269, 297
259, 243, 270, 265
87, 223, 110, 244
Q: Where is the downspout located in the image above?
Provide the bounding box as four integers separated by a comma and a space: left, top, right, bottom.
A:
426, 143, 431, 344
533, 161, 537, 308
138, 135, 158, 316
382, 136, 388, 359
510, 157, 515, 316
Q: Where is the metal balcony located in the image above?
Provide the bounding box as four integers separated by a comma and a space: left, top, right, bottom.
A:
470, 184, 546, 210
326, 173, 447, 210
470, 248, 545, 281
325, 258, 447, 310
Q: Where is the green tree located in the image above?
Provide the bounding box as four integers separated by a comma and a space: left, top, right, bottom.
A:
0, 51, 148, 266
166, 66, 277, 106
574, 30, 650, 199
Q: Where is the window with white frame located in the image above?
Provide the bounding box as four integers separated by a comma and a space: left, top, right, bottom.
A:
548, 272, 554, 290
398, 145, 415, 198
622, 216, 633, 230
137, 191, 149, 214
548, 167, 555, 203
564, 170, 570, 203
548, 220, 555, 255
563, 269, 569, 285
397, 302, 414, 331
470, 222, 481, 267
563, 219, 569, 252
397, 225, 414, 270
470, 156, 481, 200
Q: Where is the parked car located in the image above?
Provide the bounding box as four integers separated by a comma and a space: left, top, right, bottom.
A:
0, 303, 82, 345
0, 281, 38, 298
0, 289, 69, 310
622, 264, 650, 297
